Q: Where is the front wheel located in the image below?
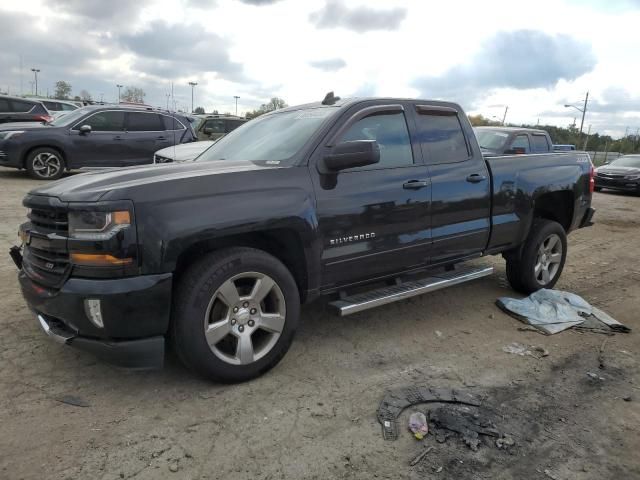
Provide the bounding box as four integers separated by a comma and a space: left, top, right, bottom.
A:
506, 219, 567, 294
26, 147, 65, 180
171, 247, 300, 383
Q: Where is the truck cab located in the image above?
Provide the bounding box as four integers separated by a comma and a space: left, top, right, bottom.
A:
474, 126, 553, 155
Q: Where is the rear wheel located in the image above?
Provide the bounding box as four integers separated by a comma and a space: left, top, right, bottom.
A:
506, 219, 567, 294
26, 148, 65, 180
171, 247, 300, 383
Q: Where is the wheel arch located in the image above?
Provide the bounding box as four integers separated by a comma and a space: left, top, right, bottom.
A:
23, 145, 66, 169
532, 190, 574, 232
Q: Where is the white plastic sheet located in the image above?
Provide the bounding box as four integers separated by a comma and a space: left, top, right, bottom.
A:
496, 289, 630, 335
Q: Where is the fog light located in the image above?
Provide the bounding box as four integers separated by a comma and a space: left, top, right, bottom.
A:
84, 299, 104, 328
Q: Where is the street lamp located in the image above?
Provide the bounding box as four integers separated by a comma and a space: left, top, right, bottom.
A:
31, 68, 40, 96
234, 95, 240, 116
564, 91, 589, 139
116, 84, 123, 103
188, 81, 198, 112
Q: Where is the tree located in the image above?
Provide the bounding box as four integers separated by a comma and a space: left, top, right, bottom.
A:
467, 114, 501, 127
79, 90, 92, 101
121, 86, 146, 104
194, 106, 205, 114
54, 81, 72, 99
246, 97, 288, 119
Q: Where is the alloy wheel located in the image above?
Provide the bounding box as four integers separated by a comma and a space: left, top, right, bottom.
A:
32, 152, 62, 179
534, 233, 563, 286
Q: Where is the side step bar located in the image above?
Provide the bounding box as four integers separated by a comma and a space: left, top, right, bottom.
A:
328, 265, 493, 316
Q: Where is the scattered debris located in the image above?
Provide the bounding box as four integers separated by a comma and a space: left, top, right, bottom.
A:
55, 395, 90, 408
429, 406, 500, 451
496, 289, 631, 335
502, 342, 549, 359
168, 461, 179, 473
435, 330, 443, 338
544, 468, 559, 480
408, 412, 429, 440
586, 371, 605, 381
409, 446, 433, 466
622, 395, 633, 402
434, 466, 443, 473
495, 434, 515, 449
376, 386, 480, 441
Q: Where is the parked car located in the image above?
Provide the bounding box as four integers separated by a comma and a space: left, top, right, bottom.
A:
553, 144, 576, 152
0, 105, 196, 179
12, 95, 595, 382
474, 127, 553, 155
154, 140, 215, 163
594, 154, 640, 193
40, 99, 79, 116
192, 114, 247, 141
0, 95, 52, 124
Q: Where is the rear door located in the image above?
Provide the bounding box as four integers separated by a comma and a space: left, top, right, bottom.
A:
69, 110, 127, 167
411, 104, 491, 265
311, 101, 431, 288
125, 112, 168, 164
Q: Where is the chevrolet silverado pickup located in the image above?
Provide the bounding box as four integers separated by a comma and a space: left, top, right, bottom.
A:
12, 95, 596, 382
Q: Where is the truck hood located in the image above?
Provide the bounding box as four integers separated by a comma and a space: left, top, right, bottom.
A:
28, 160, 276, 202
0, 122, 51, 131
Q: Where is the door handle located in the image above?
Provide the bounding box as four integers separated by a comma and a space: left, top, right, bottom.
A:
403, 180, 430, 189
466, 174, 487, 183
113, 136, 123, 141
156, 136, 166, 140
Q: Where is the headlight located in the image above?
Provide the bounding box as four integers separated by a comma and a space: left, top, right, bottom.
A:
625, 174, 640, 180
0, 131, 25, 140
68, 210, 131, 240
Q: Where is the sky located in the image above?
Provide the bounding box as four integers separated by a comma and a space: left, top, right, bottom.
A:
1, 0, 639, 137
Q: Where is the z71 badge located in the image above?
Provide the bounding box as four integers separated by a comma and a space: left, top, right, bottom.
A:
329, 232, 376, 245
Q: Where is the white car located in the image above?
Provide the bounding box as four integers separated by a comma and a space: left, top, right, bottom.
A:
154, 140, 216, 163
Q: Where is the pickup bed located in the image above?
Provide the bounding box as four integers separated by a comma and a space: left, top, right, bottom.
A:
12, 95, 595, 382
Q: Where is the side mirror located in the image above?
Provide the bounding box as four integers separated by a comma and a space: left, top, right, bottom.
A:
323, 140, 380, 172
203, 127, 213, 135
603, 160, 610, 165
79, 125, 92, 134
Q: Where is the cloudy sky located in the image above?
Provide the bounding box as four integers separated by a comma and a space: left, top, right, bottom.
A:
1, 0, 639, 137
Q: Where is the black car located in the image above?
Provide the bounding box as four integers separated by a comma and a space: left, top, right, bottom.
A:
0, 95, 52, 124
594, 154, 640, 193
0, 105, 196, 179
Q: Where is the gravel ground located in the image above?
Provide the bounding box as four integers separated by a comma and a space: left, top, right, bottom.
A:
0, 167, 638, 480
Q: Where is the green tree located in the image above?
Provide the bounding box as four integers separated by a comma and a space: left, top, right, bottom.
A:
54, 81, 72, 99
121, 86, 146, 103
467, 114, 502, 127
194, 106, 205, 114
246, 97, 288, 119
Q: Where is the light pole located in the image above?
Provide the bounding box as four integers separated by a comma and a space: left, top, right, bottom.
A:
31, 68, 40, 96
501, 106, 508, 125
234, 95, 240, 116
564, 91, 589, 141
188, 81, 197, 112
116, 84, 123, 103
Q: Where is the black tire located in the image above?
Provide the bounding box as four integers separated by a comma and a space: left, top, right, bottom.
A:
506, 219, 567, 294
25, 147, 65, 180
171, 247, 300, 383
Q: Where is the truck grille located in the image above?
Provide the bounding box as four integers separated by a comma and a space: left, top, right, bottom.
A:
22, 205, 70, 289
0, 150, 6, 159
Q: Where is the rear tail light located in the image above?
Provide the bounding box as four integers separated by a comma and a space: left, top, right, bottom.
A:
34, 114, 52, 122
589, 164, 595, 193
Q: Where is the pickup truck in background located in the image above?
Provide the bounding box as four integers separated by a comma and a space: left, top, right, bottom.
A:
12, 95, 595, 382
474, 126, 553, 155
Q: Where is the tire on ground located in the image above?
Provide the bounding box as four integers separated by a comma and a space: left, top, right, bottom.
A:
25, 147, 66, 180
506, 218, 568, 294
171, 247, 300, 383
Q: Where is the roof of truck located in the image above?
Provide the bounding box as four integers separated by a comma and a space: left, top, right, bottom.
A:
474, 126, 549, 135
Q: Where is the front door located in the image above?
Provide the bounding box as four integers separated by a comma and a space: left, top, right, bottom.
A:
311, 103, 431, 289
69, 110, 127, 167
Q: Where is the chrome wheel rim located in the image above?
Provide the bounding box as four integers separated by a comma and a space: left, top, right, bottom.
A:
204, 272, 286, 366
534, 234, 562, 286
32, 152, 62, 178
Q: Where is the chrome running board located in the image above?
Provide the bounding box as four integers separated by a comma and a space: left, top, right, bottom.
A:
328, 265, 493, 316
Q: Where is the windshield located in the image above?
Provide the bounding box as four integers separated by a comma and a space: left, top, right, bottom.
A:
197, 107, 337, 164
475, 129, 509, 150
608, 155, 640, 168
47, 106, 92, 127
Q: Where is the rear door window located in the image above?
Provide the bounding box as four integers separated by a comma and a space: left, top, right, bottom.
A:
0, 99, 10, 112
162, 115, 185, 130
203, 119, 225, 134
126, 112, 164, 131
10, 99, 35, 113
77, 111, 125, 131
415, 108, 470, 164
531, 134, 550, 152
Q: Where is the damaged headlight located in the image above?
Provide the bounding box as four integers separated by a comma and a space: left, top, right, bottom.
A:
69, 210, 131, 240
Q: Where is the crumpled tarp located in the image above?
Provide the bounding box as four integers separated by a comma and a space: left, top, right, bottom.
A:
496, 289, 631, 335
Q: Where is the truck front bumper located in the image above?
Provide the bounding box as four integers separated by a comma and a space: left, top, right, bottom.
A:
18, 269, 173, 369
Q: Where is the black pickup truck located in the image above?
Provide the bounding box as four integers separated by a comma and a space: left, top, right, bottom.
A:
12, 95, 595, 382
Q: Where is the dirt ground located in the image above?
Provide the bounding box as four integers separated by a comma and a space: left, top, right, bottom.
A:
0, 167, 638, 480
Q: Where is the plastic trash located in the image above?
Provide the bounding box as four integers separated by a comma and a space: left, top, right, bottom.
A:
408, 412, 429, 440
